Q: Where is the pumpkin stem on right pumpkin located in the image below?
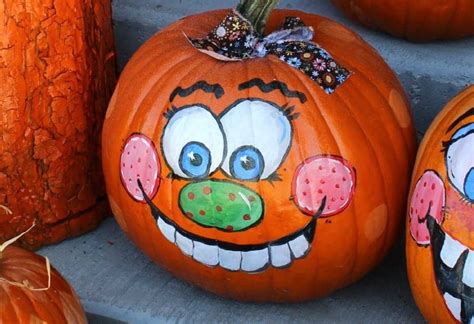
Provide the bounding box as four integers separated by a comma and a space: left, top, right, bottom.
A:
237, 0, 281, 36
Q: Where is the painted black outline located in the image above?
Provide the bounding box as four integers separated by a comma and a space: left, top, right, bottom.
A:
290, 154, 357, 218
120, 132, 161, 204
238, 78, 307, 104
229, 145, 265, 182
427, 217, 474, 323
219, 98, 294, 183
177, 178, 265, 233
445, 107, 474, 133
178, 141, 212, 179
138, 179, 325, 252
169, 81, 224, 103
160, 104, 227, 180
443, 123, 474, 204
409, 169, 446, 248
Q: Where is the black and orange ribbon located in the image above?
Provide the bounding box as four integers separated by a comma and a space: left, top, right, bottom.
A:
188, 10, 350, 94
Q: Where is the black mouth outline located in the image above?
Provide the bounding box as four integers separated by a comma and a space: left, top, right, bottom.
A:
427, 216, 474, 323
138, 179, 325, 252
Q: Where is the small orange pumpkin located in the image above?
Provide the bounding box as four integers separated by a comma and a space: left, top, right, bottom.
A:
0, 0, 116, 249
0, 225, 87, 323
406, 85, 474, 323
102, 3, 416, 301
332, 0, 474, 42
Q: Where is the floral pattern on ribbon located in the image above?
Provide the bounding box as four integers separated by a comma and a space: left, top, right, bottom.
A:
188, 10, 350, 94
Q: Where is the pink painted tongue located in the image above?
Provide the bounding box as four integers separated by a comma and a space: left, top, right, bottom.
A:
120, 134, 160, 202
292, 155, 356, 217
409, 171, 445, 245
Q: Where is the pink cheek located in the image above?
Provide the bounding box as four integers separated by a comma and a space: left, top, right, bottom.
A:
409, 170, 445, 245
120, 133, 161, 202
292, 155, 356, 217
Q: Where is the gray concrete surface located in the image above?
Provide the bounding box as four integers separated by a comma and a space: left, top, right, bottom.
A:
39, 0, 473, 322
112, 0, 474, 137
40, 218, 423, 324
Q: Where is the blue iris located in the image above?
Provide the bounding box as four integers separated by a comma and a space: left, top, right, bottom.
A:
465, 168, 474, 202
230, 146, 264, 181
179, 142, 211, 178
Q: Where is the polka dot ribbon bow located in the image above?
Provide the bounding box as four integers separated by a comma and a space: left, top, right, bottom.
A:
188, 10, 351, 94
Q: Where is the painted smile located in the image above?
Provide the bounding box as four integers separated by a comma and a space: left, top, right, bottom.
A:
139, 180, 325, 273
427, 217, 474, 323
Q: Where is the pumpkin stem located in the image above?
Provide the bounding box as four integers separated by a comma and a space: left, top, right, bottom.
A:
237, 0, 281, 35
0, 220, 51, 291
0, 218, 34, 260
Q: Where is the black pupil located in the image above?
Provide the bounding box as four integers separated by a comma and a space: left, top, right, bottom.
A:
241, 156, 256, 170
190, 153, 203, 166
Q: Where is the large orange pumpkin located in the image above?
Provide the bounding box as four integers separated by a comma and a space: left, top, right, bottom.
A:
0, 230, 86, 323
332, 0, 474, 42
407, 85, 474, 323
0, 0, 116, 249
102, 5, 416, 301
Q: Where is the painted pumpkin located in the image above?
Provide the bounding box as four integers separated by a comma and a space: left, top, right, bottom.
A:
0, 0, 116, 249
0, 236, 86, 323
332, 0, 474, 42
407, 85, 474, 323
102, 6, 416, 301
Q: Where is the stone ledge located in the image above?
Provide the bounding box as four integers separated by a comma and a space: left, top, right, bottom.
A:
112, 0, 474, 136
40, 218, 423, 323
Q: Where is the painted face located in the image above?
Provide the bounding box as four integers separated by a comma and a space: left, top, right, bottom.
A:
119, 79, 356, 272
409, 108, 474, 323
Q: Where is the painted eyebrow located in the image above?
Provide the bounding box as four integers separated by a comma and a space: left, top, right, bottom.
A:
238, 78, 307, 104
169, 81, 224, 102
446, 107, 474, 133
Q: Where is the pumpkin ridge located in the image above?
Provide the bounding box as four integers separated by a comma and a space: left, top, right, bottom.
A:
342, 77, 403, 260
278, 58, 361, 284
331, 83, 388, 276
349, 63, 414, 163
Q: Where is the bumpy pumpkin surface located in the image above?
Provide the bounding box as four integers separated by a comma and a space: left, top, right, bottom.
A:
0, 246, 86, 323
0, 0, 116, 249
332, 0, 474, 42
406, 85, 474, 323
103, 9, 416, 301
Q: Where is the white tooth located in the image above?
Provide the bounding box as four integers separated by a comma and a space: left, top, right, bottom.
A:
443, 292, 462, 322
270, 244, 292, 268
193, 241, 219, 266
158, 218, 175, 243
218, 248, 241, 271
462, 249, 474, 288
241, 248, 269, 272
440, 234, 467, 269
288, 235, 310, 259
175, 232, 193, 256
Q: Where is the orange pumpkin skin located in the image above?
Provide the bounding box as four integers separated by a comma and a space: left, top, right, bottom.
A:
0, 246, 86, 323
332, 0, 474, 42
102, 9, 416, 302
0, 0, 116, 249
406, 86, 474, 323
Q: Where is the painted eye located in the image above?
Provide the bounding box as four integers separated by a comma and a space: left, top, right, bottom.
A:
162, 106, 225, 179
220, 99, 292, 181
179, 142, 211, 178
229, 145, 264, 181
446, 123, 474, 202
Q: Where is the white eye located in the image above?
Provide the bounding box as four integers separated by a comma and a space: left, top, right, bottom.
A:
162, 106, 225, 179
219, 100, 292, 181
446, 123, 474, 201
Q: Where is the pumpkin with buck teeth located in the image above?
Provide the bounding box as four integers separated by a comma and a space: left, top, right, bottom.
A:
407, 85, 474, 323
102, 5, 416, 301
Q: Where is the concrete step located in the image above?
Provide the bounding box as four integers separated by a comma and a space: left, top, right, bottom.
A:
40, 0, 473, 322
40, 218, 423, 324
112, 0, 474, 136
